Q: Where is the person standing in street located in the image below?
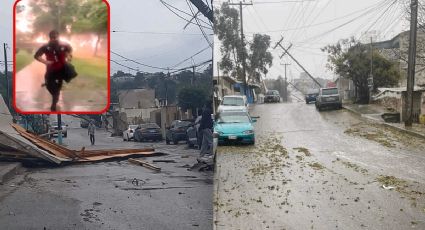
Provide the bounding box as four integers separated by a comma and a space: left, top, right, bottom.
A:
199, 102, 213, 156
88, 121, 96, 145
34, 30, 74, 111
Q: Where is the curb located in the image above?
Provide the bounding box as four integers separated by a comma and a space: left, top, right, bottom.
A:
343, 105, 425, 140
0, 163, 22, 185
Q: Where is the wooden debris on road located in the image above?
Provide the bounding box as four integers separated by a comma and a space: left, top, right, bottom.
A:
2, 124, 161, 165
128, 158, 161, 171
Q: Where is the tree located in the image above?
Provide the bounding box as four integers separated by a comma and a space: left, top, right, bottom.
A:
72, 0, 108, 56
177, 87, 207, 114
30, 0, 79, 34
30, 0, 107, 56
215, 4, 273, 83
248, 34, 273, 82
322, 38, 400, 103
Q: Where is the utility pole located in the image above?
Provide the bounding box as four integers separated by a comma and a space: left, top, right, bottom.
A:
192, 65, 195, 86
274, 37, 322, 88
3, 43, 10, 109
281, 63, 290, 102
368, 37, 374, 104
405, 0, 418, 127
227, 1, 253, 98
57, 114, 63, 144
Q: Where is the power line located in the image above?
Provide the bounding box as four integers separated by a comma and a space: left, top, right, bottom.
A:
111, 30, 211, 36
186, 0, 213, 47
111, 51, 174, 71
298, 0, 391, 44
160, 0, 212, 30
245, 0, 387, 34
171, 45, 211, 68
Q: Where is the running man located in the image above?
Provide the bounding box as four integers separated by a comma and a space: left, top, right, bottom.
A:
88, 121, 96, 145
34, 30, 73, 111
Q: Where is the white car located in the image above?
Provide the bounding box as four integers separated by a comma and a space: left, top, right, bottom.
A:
123, 125, 139, 141
218, 95, 249, 113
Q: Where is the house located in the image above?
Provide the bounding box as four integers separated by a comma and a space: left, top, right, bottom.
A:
117, 89, 157, 124
335, 77, 355, 101
366, 30, 425, 120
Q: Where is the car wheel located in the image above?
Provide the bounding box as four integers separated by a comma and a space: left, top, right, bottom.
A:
166, 137, 170, 144
173, 139, 178, 145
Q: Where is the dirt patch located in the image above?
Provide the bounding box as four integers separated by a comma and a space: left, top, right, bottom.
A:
341, 161, 368, 174
293, 147, 311, 156
308, 162, 324, 170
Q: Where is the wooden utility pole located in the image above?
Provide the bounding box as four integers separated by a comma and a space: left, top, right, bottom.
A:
274, 37, 322, 88
405, 0, 418, 127
369, 37, 374, 104
3, 43, 10, 109
281, 63, 290, 102
227, 1, 253, 97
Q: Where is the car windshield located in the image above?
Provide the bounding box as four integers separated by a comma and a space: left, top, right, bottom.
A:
140, 123, 159, 129
322, 88, 338, 95
175, 121, 192, 128
217, 112, 251, 123
51, 122, 65, 126
266, 91, 278, 95
222, 97, 244, 106
129, 125, 139, 129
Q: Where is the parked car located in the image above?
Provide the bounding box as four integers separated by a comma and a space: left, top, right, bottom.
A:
315, 87, 342, 111
50, 121, 68, 137
305, 89, 319, 104
264, 90, 281, 103
214, 111, 256, 145
134, 123, 162, 142
166, 120, 193, 145
80, 119, 89, 128
187, 116, 202, 148
217, 95, 248, 113
123, 125, 139, 141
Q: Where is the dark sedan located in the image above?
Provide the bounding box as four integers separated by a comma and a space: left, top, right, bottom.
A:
264, 90, 281, 103
305, 90, 319, 104
166, 120, 193, 145
134, 123, 162, 142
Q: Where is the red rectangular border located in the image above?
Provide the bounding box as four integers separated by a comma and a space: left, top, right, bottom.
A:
12, 0, 111, 115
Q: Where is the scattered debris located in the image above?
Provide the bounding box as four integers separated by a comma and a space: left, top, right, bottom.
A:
128, 158, 161, 171
152, 159, 176, 163
382, 185, 395, 190
308, 162, 324, 170
293, 147, 311, 156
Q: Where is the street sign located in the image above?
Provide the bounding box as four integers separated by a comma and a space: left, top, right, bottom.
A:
367, 77, 373, 88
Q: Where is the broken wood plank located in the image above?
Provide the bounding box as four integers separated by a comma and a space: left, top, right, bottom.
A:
128, 158, 161, 171
152, 159, 176, 163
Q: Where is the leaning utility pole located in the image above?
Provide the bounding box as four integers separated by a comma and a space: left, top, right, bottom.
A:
227, 1, 253, 97
405, 0, 418, 127
274, 37, 322, 88
281, 63, 290, 102
368, 37, 374, 104
189, 0, 213, 22
3, 43, 10, 109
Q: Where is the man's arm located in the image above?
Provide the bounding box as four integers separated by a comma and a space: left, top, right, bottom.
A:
34, 45, 53, 65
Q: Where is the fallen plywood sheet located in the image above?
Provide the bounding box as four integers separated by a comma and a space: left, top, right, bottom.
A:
0, 96, 69, 164
11, 123, 161, 164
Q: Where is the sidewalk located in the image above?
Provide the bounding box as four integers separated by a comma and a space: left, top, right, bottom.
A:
343, 103, 425, 139
0, 162, 22, 185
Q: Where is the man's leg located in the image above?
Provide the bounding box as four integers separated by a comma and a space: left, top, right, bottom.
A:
200, 129, 213, 156
46, 74, 62, 111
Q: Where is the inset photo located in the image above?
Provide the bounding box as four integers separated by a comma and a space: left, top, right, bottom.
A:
13, 0, 109, 113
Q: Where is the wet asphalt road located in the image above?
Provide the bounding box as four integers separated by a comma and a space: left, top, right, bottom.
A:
0, 127, 213, 230
214, 102, 425, 230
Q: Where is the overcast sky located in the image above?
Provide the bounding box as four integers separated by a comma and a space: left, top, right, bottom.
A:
213, 0, 409, 81
0, 0, 213, 74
